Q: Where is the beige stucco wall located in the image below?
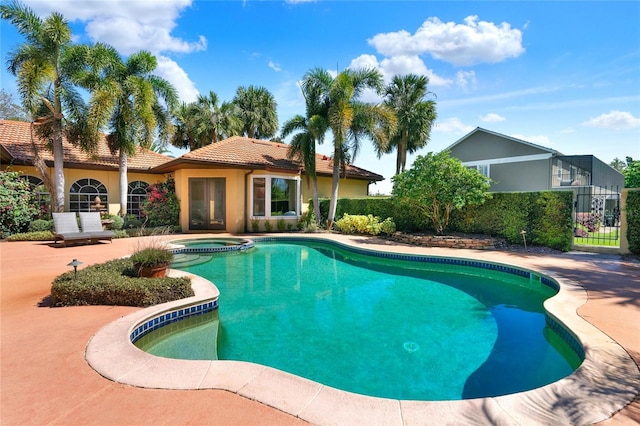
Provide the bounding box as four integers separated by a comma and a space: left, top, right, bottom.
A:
0, 164, 161, 215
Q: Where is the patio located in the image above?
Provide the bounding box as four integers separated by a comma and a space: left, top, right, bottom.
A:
1, 235, 638, 425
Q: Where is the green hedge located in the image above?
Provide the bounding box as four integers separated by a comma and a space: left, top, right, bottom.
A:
51, 258, 193, 307
627, 190, 640, 254
315, 191, 574, 251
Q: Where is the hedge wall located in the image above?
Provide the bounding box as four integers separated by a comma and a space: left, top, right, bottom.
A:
627, 190, 640, 254
315, 191, 574, 251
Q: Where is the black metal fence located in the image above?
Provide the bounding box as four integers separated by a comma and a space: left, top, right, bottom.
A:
573, 185, 621, 247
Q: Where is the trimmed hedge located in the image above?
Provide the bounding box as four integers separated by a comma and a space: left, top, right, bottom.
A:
51, 258, 193, 307
627, 190, 640, 254
315, 191, 574, 251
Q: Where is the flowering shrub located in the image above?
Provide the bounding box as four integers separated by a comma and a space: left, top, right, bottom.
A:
0, 171, 40, 238
334, 214, 396, 236
141, 175, 180, 227
575, 212, 601, 232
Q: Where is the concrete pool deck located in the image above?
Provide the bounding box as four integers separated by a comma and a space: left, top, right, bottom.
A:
1, 234, 639, 425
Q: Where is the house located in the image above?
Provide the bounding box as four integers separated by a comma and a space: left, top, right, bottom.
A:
0, 119, 383, 233
446, 127, 624, 192
445, 127, 625, 222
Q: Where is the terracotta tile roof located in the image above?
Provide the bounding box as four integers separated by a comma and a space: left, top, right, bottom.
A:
0, 119, 172, 171
157, 135, 384, 181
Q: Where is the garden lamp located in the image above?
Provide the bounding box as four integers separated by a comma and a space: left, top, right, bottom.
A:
67, 259, 82, 279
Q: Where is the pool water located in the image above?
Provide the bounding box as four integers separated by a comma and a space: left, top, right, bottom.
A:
136, 240, 582, 400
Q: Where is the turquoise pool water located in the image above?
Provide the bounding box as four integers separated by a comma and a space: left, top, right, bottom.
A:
136, 240, 582, 400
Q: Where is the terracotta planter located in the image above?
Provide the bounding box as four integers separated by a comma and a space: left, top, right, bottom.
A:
135, 263, 168, 278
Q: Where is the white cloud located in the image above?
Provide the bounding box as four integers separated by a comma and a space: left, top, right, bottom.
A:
348, 54, 452, 88
511, 134, 552, 147
368, 15, 525, 67
23, 0, 204, 101
581, 110, 640, 129
456, 70, 477, 90
434, 117, 474, 134
479, 113, 505, 123
155, 56, 199, 103
268, 61, 282, 72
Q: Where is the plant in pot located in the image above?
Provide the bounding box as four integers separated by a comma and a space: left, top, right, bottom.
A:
130, 246, 174, 278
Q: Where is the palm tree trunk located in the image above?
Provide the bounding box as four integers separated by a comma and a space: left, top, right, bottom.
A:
327, 145, 342, 229
52, 126, 65, 212
311, 177, 321, 226
119, 150, 128, 216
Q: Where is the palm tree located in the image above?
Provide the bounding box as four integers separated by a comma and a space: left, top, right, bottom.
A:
1, 1, 95, 212
170, 102, 199, 150
303, 67, 396, 228
383, 74, 437, 175
232, 85, 278, 139
81, 45, 178, 216
192, 91, 242, 145
281, 72, 330, 225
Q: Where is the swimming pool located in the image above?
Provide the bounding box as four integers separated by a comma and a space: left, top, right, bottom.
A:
135, 238, 582, 400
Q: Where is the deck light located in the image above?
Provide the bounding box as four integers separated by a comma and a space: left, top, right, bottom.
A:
67, 259, 83, 279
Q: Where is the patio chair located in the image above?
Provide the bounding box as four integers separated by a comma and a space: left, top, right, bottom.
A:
52, 212, 92, 247
79, 212, 115, 243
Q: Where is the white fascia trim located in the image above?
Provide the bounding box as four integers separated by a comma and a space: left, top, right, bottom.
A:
462, 153, 552, 167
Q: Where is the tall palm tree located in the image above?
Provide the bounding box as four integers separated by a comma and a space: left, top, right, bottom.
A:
303, 67, 396, 228
232, 85, 278, 139
192, 91, 241, 145
383, 74, 437, 175
81, 45, 178, 216
1, 1, 95, 212
281, 72, 330, 225
170, 102, 199, 150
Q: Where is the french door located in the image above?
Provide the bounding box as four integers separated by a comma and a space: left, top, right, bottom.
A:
189, 178, 226, 230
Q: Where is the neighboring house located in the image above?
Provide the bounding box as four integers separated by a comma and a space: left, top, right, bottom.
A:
446, 127, 625, 222
446, 127, 624, 192
0, 119, 383, 233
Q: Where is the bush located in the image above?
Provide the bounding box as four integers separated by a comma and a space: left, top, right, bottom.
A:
627, 190, 640, 254
29, 219, 52, 232
6, 231, 54, 241
334, 214, 396, 236
141, 175, 180, 227
105, 214, 124, 230
124, 214, 143, 229
264, 220, 273, 232
0, 170, 40, 238
51, 258, 193, 307
130, 247, 174, 267
277, 218, 286, 231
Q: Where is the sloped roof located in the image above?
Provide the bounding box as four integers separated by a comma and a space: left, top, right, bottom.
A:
445, 127, 562, 155
154, 135, 384, 182
0, 119, 173, 171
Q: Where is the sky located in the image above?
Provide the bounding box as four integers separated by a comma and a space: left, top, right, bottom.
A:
1, 0, 639, 194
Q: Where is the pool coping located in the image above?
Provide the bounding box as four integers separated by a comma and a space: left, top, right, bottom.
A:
85, 235, 640, 425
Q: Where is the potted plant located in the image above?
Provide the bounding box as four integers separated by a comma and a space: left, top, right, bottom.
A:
130, 246, 174, 278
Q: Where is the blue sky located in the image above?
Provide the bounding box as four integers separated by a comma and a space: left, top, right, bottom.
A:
2, 0, 639, 193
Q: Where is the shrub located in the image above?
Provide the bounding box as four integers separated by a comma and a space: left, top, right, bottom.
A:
251, 219, 260, 232
124, 214, 143, 229
106, 214, 124, 230
627, 190, 640, 254
334, 214, 396, 236
264, 220, 273, 232
51, 258, 193, 307
277, 218, 286, 231
575, 212, 601, 232
0, 170, 40, 238
141, 175, 180, 227
6, 231, 54, 241
29, 219, 52, 232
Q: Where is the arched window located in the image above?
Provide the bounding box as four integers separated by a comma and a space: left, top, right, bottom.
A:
127, 180, 149, 218
69, 178, 108, 213
20, 175, 51, 213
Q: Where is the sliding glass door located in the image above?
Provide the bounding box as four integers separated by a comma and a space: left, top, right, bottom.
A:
189, 178, 226, 230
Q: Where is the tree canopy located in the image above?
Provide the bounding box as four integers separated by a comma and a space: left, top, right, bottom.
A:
392, 150, 492, 234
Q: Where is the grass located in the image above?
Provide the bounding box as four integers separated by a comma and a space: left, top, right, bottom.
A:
574, 229, 621, 247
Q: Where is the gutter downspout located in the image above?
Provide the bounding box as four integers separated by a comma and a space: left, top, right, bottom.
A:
244, 169, 255, 233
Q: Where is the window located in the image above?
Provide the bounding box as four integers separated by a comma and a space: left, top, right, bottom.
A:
69, 178, 108, 212
468, 164, 489, 178
127, 181, 149, 218
251, 176, 300, 218
20, 175, 50, 212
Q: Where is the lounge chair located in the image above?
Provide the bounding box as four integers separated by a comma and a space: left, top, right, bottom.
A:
79, 212, 115, 243
52, 212, 92, 247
